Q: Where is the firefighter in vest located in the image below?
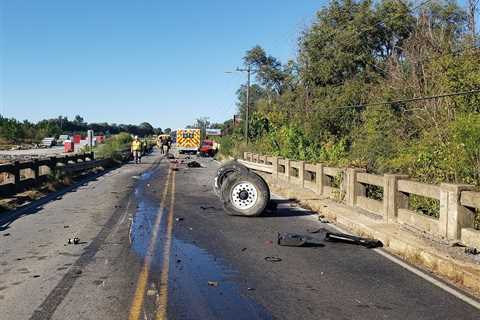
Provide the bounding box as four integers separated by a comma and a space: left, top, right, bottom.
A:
131, 136, 142, 164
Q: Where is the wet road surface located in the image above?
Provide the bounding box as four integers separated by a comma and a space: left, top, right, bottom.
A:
1, 150, 479, 319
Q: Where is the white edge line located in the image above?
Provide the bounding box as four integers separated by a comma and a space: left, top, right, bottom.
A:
275, 193, 480, 310
327, 221, 480, 310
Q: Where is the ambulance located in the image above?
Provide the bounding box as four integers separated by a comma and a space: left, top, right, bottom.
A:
176, 128, 201, 154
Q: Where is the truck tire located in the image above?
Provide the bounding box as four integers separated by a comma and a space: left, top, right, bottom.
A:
220, 171, 270, 217
213, 160, 250, 197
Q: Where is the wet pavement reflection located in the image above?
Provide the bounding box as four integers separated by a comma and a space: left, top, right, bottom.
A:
129, 164, 272, 319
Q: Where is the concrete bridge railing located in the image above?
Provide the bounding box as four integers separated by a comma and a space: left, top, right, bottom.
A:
241, 152, 480, 249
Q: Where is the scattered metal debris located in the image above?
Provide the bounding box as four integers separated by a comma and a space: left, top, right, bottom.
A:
324, 232, 382, 248
264, 256, 282, 262
187, 161, 202, 168
67, 237, 80, 245
208, 281, 219, 287
465, 247, 480, 255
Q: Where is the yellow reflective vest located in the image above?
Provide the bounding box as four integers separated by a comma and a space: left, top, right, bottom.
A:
131, 140, 142, 151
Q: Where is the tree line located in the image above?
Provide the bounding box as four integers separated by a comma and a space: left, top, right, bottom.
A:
0, 114, 163, 144
221, 0, 480, 189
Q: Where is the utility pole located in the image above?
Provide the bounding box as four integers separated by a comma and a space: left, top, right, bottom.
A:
226, 66, 257, 143
235, 66, 252, 143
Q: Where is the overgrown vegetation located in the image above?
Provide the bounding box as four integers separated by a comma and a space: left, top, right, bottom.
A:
221, 0, 480, 191
94, 133, 133, 161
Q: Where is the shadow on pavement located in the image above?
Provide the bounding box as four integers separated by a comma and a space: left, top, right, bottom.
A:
0, 169, 113, 232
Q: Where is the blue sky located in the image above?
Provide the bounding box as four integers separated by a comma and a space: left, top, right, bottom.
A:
0, 0, 323, 129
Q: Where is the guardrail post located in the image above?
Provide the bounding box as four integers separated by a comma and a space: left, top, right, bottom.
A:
440, 183, 475, 240
299, 161, 305, 188
272, 157, 279, 183
49, 157, 57, 176
33, 159, 40, 182
315, 163, 324, 195
383, 174, 409, 223
285, 159, 290, 182
13, 161, 21, 191
346, 168, 366, 207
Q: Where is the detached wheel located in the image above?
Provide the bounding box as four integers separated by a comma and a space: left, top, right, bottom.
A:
220, 171, 270, 216
213, 160, 250, 197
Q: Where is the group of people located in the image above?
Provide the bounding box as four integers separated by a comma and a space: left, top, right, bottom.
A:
131, 135, 173, 164
158, 135, 172, 155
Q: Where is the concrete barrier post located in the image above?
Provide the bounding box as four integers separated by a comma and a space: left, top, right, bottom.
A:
383, 174, 409, 223
285, 159, 291, 182
243, 152, 248, 160
315, 163, 324, 195
272, 157, 279, 183
33, 159, 40, 182
298, 161, 305, 188
13, 161, 20, 189
346, 168, 366, 207
439, 183, 475, 240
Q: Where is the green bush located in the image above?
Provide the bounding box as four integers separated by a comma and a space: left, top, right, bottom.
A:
94, 133, 132, 161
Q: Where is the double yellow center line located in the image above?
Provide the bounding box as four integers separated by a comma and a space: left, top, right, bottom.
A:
128, 165, 177, 320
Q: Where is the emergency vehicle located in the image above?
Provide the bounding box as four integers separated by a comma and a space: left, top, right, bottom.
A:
176, 128, 201, 154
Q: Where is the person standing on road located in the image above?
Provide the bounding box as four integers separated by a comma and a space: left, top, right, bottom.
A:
131, 136, 142, 164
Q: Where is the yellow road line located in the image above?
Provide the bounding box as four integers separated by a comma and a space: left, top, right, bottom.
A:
128, 168, 172, 320
156, 169, 176, 320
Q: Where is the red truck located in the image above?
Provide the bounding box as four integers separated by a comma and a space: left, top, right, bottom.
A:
198, 140, 216, 157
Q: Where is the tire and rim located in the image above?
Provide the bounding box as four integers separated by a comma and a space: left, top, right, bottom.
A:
220, 171, 270, 216
213, 160, 250, 197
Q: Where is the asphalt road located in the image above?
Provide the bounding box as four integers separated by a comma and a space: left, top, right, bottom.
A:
1, 150, 479, 320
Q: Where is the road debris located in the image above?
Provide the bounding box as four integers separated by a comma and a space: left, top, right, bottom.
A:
63, 225, 69, 228
277, 233, 308, 247
67, 237, 80, 245
207, 281, 219, 287
247, 287, 255, 291
3, 233, 10, 237
187, 161, 202, 168
318, 217, 330, 223
324, 232, 382, 248
200, 205, 216, 210
175, 217, 184, 222
241, 247, 247, 252
264, 256, 282, 262
277, 232, 324, 247
465, 247, 480, 255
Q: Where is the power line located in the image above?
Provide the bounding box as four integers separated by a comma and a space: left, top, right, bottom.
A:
335, 88, 480, 110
